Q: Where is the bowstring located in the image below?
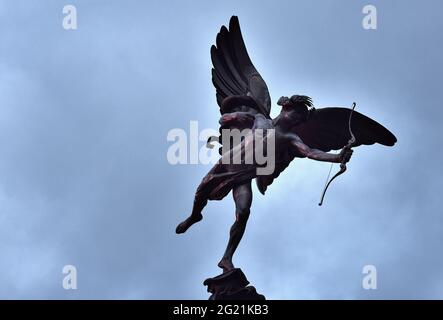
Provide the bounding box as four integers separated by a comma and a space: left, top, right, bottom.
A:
318, 102, 356, 204
322, 161, 334, 192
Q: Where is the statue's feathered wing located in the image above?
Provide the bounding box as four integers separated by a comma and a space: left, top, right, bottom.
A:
292, 107, 397, 152
211, 16, 272, 154
256, 107, 397, 194
212, 16, 271, 115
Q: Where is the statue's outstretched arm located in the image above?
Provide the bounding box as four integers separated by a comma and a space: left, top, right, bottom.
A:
288, 133, 352, 164
219, 111, 257, 125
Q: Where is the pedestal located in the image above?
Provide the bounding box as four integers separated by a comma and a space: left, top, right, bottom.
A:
203, 268, 265, 300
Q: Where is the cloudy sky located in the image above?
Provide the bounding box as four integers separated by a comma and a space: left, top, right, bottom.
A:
0, 0, 442, 299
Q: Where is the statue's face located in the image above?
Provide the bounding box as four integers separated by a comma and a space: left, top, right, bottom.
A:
276, 95, 309, 128
275, 107, 303, 129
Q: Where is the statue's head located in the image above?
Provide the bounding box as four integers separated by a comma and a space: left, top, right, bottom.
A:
275, 95, 312, 127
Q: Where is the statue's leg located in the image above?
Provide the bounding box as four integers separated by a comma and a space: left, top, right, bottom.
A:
175, 169, 213, 234
175, 191, 207, 234
218, 181, 252, 272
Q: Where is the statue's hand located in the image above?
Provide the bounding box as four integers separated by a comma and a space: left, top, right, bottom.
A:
219, 114, 234, 124
339, 146, 353, 163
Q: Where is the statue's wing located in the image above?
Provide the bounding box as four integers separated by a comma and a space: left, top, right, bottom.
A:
211, 16, 271, 118
256, 107, 397, 195
292, 107, 397, 152
209, 16, 272, 155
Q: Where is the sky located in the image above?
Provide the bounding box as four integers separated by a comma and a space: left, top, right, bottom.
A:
0, 0, 442, 299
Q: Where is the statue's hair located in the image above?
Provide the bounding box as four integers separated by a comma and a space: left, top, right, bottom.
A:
290, 95, 313, 109
286, 95, 312, 122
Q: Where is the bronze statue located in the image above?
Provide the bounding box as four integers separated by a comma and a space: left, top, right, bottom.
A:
176, 16, 397, 274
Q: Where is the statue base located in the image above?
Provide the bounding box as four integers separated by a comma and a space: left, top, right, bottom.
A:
203, 268, 265, 300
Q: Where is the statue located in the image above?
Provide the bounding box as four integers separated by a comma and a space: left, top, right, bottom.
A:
176, 16, 396, 295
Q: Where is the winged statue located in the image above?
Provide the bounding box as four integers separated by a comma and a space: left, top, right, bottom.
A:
176, 16, 397, 273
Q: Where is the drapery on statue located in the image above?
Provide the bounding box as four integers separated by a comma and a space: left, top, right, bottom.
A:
176, 16, 397, 273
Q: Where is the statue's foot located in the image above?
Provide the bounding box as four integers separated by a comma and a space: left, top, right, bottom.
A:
217, 257, 235, 273
175, 213, 203, 234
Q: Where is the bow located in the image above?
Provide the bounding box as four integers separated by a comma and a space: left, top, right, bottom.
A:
318, 102, 356, 206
